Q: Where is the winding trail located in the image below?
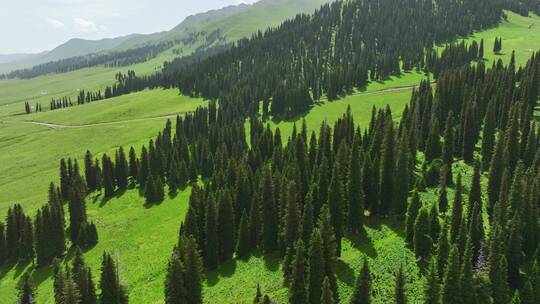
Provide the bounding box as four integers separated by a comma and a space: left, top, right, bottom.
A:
0, 83, 422, 129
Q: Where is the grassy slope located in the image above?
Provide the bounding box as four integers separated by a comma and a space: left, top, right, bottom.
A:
0, 10, 538, 304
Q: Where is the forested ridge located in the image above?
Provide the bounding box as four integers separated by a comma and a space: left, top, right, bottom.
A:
3, 0, 540, 303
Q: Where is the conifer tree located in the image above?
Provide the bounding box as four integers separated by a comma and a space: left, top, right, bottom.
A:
462, 102, 477, 164
18, 273, 36, 304
69, 182, 88, 245
425, 118, 441, 162
379, 120, 395, 215
395, 265, 407, 304
488, 226, 510, 304
179, 235, 203, 304
102, 154, 116, 197
282, 181, 300, 253
301, 196, 314, 246
347, 134, 364, 233
217, 191, 235, 262
441, 246, 461, 304
289, 240, 307, 304
321, 276, 335, 304
436, 222, 450, 279
442, 113, 455, 184
328, 161, 344, 255
507, 214, 522, 289
450, 174, 463, 243
413, 207, 432, 260
0, 222, 5, 265
424, 257, 440, 304
99, 252, 128, 304
205, 197, 219, 270
164, 251, 187, 304
405, 190, 422, 245
307, 229, 325, 304
460, 237, 476, 304
481, 100, 496, 170
115, 147, 129, 190
350, 258, 371, 304
128, 147, 138, 182
487, 137, 504, 217
261, 168, 278, 252
395, 134, 410, 216
236, 209, 250, 258
63, 269, 83, 304
318, 205, 338, 303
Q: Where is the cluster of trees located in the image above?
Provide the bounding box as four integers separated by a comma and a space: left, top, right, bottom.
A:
24, 102, 43, 114
163, 0, 503, 119
3, 41, 177, 79
503, 0, 540, 16
0, 158, 99, 268
18, 249, 128, 304
425, 40, 485, 79
494, 37, 503, 54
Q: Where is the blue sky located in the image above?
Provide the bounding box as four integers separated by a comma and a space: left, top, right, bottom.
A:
0, 0, 257, 54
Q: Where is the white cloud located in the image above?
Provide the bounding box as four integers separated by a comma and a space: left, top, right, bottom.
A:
73, 17, 98, 33
45, 18, 66, 29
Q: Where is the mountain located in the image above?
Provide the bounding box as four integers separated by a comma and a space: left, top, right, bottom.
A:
0, 0, 329, 75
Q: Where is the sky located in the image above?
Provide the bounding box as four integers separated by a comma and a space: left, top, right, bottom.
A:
0, 0, 257, 54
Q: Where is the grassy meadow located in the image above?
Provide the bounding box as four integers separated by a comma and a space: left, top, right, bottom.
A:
0, 9, 538, 304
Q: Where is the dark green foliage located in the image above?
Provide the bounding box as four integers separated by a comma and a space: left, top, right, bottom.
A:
441, 246, 461, 304
328, 161, 345, 256
450, 174, 463, 243
442, 113, 454, 184
289, 240, 307, 304
34, 202, 65, 266
507, 214, 522, 288
217, 191, 235, 262
460, 238, 477, 304
6, 204, 34, 263
424, 257, 440, 304
379, 120, 395, 215
72, 248, 98, 304
321, 276, 335, 304
395, 265, 407, 304
318, 205, 339, 303
165, 251, 187, 304
424, 118, 441, 162
405, 190, 421, 245
102, 154, 116, 197
0, 222, 6, 265
301, 196, 314, 246
99, 252, 128, 304
68, 181, 88, 245
488, 227, 510, 304
128, 147, 138, 182
413, 207, 432, 260
115, 147, 129, 190
261, 168, 278, 252
282, 181, 300, 253
350, 258, 371, 304
18, 274, 36, 304
235, 209, 250, 258
307, 229, 325, 304
347, 133, 365, 233
204, 197, 219, 270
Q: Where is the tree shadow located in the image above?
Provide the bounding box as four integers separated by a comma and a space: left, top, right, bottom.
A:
263, 252, 281, 272
347, 232, 377, 259
205, 259, 238, 287
0, 263, 15, 281
31, 265, 52, 288
12, 260, 30, 279
335, 259, 356, 287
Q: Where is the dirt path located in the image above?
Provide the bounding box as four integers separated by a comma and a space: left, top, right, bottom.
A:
0, 84, 423, 129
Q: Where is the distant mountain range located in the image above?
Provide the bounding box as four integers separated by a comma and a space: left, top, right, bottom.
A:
0, 0, 328, 74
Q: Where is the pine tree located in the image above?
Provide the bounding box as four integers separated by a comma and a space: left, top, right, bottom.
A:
282, 181, 300, 253
18, 273, 36, 304
395, 265, 407, 304
347, 134, 364, 233
236, 209, 250, 258
487, 137, 504, 217
289, 240, 307, 304
379, 120, 395, 215
395, 134, 410, 216
459, 238, 476, 304
205, 197, 219, 270
72, 247, 97, 304
63, 269, 83, 304
307, 229, 325, 304
413, 207, 432, 260
217, 191, 235, 262
261, 168, 278, 252
350, 258, 371, 304
442, 113, 455, 184
164, 251, 187, 304
318, 205, 338, 303
301, 196, 314, 246
481, 99, 496, 170
328, 161, 344, 256
507, 214, 522, 289
425, 118, 441, 162
462, 102, 477, 164
488, 226, 510, 304
405, 190, 422, 245
128, 147, 138, 182
115, 147, 128, 190
68, 182, 88, 245
99, 252, 128, 304
424, 257, 440, 304
441, 246, 461, 304
321, 276, 335, 304
102, 154, 115, 197
180, 235, 203, 304
436, 222, 450, 279
450, 174, 463, 243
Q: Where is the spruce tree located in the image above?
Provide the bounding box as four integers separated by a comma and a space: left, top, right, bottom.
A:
99, 252, 128, 304
205, 197, 219, 270
301, 196, 315, 246
450, 174, 463, 243
217, 191, 235, 262
350, 258, 371, 304
395, 265, 407, 304
318, 205, 338, 303
441, 246, 461, 304
289, 240, 307, 304
115, 147, 129, 190
424, 257, 440, 304
347, 134, 365, 233
328, 161, 344, 256
424, 118, 441, 162
18, 273, 36, 304
261, 168, 278, 252
282, 181, 300, 253
405, 190, 422, 245
395, 134, 410, 216
236, 209, 250, 258
413, 207, 432, 260
180, 235, 203, 304
164, 251, 187, 304
488, 226, 510, 304
307, 229, 325, 304
321, 276, 335, 304
442, 113, 454, 184
379, 120, 395, 215
460, 237, 476, 304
